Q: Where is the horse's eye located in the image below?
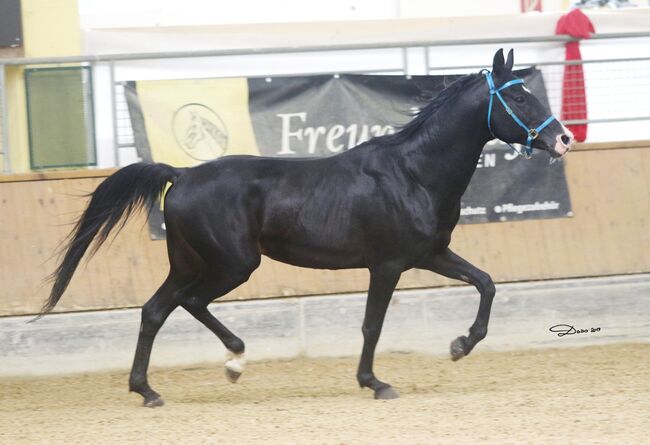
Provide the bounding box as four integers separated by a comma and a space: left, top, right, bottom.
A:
514, 96, 525, 104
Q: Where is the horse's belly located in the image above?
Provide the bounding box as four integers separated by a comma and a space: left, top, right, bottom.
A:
260, 237, 365, 270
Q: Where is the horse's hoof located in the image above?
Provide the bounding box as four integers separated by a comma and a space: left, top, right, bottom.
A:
225, 352, 246, 383
450, 337, 467, 361
374, 386, 400, 400
225, 367, 242, 383
143, 396, 165, 408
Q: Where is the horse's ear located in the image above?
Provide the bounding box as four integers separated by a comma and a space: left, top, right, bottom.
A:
505, 49, 514, 72
492, 48, 505, 75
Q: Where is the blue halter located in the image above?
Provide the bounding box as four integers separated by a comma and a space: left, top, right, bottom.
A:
484, 71, 556, 159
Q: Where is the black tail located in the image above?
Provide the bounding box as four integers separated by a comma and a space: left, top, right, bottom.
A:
38, 162, 183, 317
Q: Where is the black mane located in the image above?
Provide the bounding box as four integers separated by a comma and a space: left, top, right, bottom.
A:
376, 72, 481, 146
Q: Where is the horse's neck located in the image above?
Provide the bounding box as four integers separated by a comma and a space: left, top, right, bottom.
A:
403, 97, 490, 198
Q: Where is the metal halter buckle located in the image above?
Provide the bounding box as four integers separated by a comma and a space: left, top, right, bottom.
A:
528, 129, 539, 140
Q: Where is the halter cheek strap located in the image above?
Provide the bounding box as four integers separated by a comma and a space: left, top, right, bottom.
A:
485, 71, 556, 159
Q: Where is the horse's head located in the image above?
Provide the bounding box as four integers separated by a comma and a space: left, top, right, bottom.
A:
486, 49, 574, 158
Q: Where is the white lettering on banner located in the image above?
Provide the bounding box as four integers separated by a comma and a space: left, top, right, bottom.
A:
345, 125, 363, 149
326, 124, 346, 153
460, 206, 487, 216
277, 112, 307, 155
276, 112, 395, 155
476, 153, 497, 168
484, 140, 522, 161
494, 201, 560, 215
304, 126, 327, 154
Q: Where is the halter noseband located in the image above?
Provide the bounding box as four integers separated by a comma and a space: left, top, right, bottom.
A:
484, 71, 556, 159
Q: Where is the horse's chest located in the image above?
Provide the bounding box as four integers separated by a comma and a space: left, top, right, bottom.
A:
399, 203, 457, 255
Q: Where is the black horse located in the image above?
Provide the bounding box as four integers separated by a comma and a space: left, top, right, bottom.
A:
42, 49, 573, 406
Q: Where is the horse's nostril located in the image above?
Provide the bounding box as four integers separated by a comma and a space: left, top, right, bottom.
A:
560, 135, 571, 146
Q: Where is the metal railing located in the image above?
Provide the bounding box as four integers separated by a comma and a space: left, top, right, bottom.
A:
2, 31, 650, 173
1, 31, 648, 65
426, 56, 650, 126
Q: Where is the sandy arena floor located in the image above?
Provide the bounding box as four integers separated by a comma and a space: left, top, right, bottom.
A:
0, 343, 648, 445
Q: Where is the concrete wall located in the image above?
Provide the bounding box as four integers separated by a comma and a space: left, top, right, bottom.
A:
2, 274, 648, 377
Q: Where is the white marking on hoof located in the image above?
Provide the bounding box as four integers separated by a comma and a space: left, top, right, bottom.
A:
225, 352, 246, 375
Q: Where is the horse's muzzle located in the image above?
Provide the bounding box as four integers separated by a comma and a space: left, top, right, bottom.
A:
553, 131, 574, 157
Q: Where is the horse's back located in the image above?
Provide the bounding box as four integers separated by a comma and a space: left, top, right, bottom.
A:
163, 153, 374, 267
164, 154, 353, 232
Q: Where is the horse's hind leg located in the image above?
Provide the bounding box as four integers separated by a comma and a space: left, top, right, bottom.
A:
418, 248, 496, 361
128, 265, 256, 407
128, 276, 180, 407
180, 267, 258, 383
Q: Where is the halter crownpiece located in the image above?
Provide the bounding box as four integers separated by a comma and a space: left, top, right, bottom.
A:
484, 71, 557, 159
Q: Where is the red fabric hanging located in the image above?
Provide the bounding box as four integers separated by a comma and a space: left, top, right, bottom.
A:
555, 9, 596, 142
555, 9, 595, 142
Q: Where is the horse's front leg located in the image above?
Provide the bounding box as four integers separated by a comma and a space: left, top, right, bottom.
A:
417, 247, 496, 360
356, 263, 402, 400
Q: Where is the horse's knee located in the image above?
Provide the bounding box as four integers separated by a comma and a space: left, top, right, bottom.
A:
361, 325, 381, 341
140, 303, 166, 335
477, 271, 495, 297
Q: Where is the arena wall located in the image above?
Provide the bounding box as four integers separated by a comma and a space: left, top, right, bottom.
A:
1, 141, 648, 316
